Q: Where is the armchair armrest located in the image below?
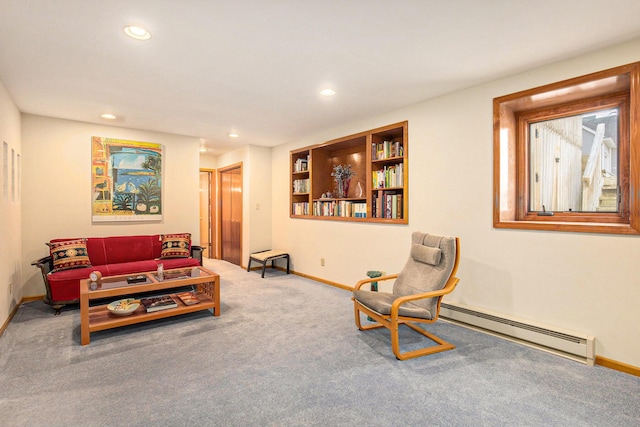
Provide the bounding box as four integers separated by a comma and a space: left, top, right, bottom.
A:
31, 255, 53, 275
190, 245, 204, 265
354, 273, 398, 291
390, 276, 460, 318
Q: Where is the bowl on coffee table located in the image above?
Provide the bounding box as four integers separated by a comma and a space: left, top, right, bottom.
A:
107, 298, 139, 316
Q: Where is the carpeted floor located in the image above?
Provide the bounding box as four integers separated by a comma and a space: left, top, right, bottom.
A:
1, 259, 639, 426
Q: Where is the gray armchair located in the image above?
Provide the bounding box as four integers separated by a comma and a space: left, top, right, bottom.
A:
352, 232, 460, 360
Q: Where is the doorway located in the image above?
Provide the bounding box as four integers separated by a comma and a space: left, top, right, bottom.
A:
218, 163, 243, 265
199, 169, 215, 259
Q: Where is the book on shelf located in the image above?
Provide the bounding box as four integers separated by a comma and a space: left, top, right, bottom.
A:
353, 202, 367, 218
293, 178, 309, 194
372, 163, 403, 189
176, 291, 200, 306
294, 156, 309, 172
140, 294, 178, 312
312, 199, 367, 218
292, 202, 309, 215
372, 140, 403, 160
372, 191, 402, 219
385, 194, 393, 218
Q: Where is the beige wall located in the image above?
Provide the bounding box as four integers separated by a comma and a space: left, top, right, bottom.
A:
247, 146, 272, 254
0, 81, 22, 325
271, 38, 640, 366
199, 154, 218, 170
20, 115, 202, 297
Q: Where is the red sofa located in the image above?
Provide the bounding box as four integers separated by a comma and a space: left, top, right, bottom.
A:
32, 234, 203, 313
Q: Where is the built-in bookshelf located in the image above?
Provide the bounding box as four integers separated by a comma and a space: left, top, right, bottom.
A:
290, 148, 310, 216
290, 121, 408, 223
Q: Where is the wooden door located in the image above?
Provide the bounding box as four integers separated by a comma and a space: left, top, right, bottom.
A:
218, 163, 242, 265
199, 169, 215, 259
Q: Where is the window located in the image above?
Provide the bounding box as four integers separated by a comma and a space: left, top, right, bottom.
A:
521, 96, 627, 222
493, 62, 640, 234
527, 107, 619, 213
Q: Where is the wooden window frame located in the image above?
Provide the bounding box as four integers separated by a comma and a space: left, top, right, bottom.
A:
517, 93, 629, 223
493, 62, 640, 235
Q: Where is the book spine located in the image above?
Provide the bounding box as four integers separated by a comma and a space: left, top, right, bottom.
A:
385, 193, 392, 218
392, 194, 397, 218
292, 202, 309, 215
145, 304, 177, 313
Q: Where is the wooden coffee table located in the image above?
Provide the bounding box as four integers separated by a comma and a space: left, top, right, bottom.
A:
80, 266, 220, 345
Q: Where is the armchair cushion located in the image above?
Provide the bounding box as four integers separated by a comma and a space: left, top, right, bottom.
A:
410, 244, 441, 265
352, 290, 434, 319
392, 232, 456, 317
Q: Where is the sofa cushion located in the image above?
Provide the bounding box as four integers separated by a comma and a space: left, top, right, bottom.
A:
102, 260, 160, 276
46, 265, 106, 301
160, 233, 191, 258
48, 239, 92, 272
87, 235, 160, 265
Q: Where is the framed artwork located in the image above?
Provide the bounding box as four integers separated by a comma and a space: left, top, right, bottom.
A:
91, 136, 163, 222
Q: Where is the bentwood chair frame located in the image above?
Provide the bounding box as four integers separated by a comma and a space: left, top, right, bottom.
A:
352, 236, 460, 360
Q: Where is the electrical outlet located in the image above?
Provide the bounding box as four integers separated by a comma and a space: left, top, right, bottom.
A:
8, 281, 12, 294
320, 258, 325, 266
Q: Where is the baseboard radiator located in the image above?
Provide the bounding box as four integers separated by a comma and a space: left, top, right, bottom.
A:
439, 302, 595, 366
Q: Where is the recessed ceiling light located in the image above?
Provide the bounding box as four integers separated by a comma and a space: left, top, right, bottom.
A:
320, 88, 336, 97
100, 113, 117, 120
199, 147, 208, 153
228, 133, 239, 138
124, 25, 151, 41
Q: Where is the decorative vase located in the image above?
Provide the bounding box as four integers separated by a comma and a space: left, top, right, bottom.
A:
343, 178, 350, 198
336, 177, 351, 198
356, 181, 363, 198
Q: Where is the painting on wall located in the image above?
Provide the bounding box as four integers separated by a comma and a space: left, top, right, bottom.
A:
91, 136, 163, 222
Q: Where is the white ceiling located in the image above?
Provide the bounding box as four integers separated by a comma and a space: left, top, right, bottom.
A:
1, 1, 640, 156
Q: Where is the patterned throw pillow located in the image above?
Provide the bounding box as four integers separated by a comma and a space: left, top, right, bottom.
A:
160, 233, 191, 258
48, 239, 92, 272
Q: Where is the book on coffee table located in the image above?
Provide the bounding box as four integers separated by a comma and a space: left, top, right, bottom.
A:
126, 275, 147, 284
140, 294, 178, 312
176, 291, 200, 306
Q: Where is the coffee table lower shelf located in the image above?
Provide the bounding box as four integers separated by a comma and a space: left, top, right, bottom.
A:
83, 293, 216, 344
